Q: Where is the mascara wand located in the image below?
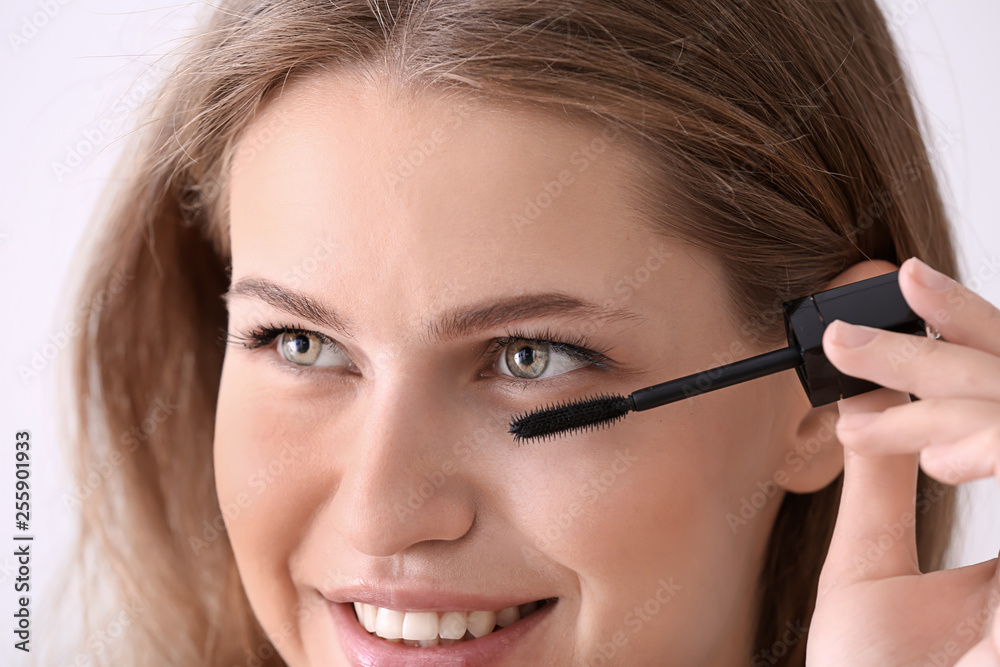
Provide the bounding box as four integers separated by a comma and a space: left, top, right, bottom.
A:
508, 271, 927, 443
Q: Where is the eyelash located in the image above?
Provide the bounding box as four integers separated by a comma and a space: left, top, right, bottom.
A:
224, 322, 616, 383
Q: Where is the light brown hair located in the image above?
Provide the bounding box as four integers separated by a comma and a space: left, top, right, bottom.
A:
59, 1, 957, 664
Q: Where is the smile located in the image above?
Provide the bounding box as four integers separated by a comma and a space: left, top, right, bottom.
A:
352, 598, 557, 646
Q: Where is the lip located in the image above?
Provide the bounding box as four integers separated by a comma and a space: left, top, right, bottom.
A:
328, 597, 557, 667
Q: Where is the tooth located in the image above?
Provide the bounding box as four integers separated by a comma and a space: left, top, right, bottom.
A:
417, 637, 440, 647
495, 606, 519, 628
353, 603, 376, 633
362, 604, 378, 633
466, 610, 497, 638
374, 607, 404, 640
401, 612, 440, 641
439, 611, 468, 640
519, 601, 538, 617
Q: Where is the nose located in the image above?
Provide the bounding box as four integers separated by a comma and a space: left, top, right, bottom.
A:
326, 374, 477, 557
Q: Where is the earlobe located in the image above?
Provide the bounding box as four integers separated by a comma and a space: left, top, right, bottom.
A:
772, 257, 900, 493
779, 399, 844, 494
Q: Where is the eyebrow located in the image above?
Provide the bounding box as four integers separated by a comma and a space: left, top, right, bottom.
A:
224, 277, 645, 343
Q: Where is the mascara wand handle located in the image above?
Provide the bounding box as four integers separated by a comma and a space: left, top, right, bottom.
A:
782, 270, 926, 406
630, 345, 803, 412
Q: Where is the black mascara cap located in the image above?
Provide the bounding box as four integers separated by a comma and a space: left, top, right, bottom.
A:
782, 271, 926, 407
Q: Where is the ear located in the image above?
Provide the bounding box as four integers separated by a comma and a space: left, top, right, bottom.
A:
773, 258, 899, 493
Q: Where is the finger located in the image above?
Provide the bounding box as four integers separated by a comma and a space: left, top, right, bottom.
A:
821, 387, 920, 586
956, 558, 1000, 666
836, 398, 999, 454
823, 321, 1000, 403
920, 425, 1000, 486
899, 256, 1000, 359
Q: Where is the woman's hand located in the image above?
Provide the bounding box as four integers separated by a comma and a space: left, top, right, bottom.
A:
806, 256, 1000, 666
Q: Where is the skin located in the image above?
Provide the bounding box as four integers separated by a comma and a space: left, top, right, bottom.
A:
213, 70, 1000, 665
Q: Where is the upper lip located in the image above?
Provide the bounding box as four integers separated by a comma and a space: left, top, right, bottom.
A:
321, 582, 555, 613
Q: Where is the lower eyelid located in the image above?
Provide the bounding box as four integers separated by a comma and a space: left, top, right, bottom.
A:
493, 370, 589, 395
493, 360, 593, 386
266, 348, 355, 379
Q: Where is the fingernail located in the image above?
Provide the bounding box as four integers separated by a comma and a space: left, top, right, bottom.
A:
829, 320, 878, 348
921, 443, 951, 462
838, 412, 880, 430
908, 257, 954, 291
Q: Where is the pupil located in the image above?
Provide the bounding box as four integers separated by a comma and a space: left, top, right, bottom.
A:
505, 340, 548, 379
290, 335, 311, 355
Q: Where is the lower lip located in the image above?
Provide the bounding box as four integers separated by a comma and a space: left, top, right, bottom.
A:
328, 599, 556, 667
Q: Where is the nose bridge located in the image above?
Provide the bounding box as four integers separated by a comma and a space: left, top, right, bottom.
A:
328, 370, 476, 557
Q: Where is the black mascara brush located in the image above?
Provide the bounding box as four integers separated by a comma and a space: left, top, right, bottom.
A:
509, 271, 928, 443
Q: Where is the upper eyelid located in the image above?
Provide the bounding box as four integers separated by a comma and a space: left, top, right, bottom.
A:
231, 320, 596, 351
289, 327, 338, 348
487, 335, 599, 365
232, 323, 600, 369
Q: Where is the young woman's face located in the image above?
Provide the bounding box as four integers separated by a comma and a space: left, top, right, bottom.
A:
215, 71, 837, 666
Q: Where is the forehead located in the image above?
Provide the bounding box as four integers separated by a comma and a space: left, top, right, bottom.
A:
225, 71, 688, 341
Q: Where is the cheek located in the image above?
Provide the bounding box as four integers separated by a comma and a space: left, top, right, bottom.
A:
513, 394, 775, 660
213, 358, 333, 656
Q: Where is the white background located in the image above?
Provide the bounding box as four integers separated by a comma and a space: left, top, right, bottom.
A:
0, 1, 997, 664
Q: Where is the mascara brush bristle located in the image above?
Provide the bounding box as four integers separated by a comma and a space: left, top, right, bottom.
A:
509, 392, 635, 443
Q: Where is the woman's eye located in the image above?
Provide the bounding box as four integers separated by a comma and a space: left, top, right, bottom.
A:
230, 326, 610, 378
497, 339, 590, 380
277, 331, 348, 367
